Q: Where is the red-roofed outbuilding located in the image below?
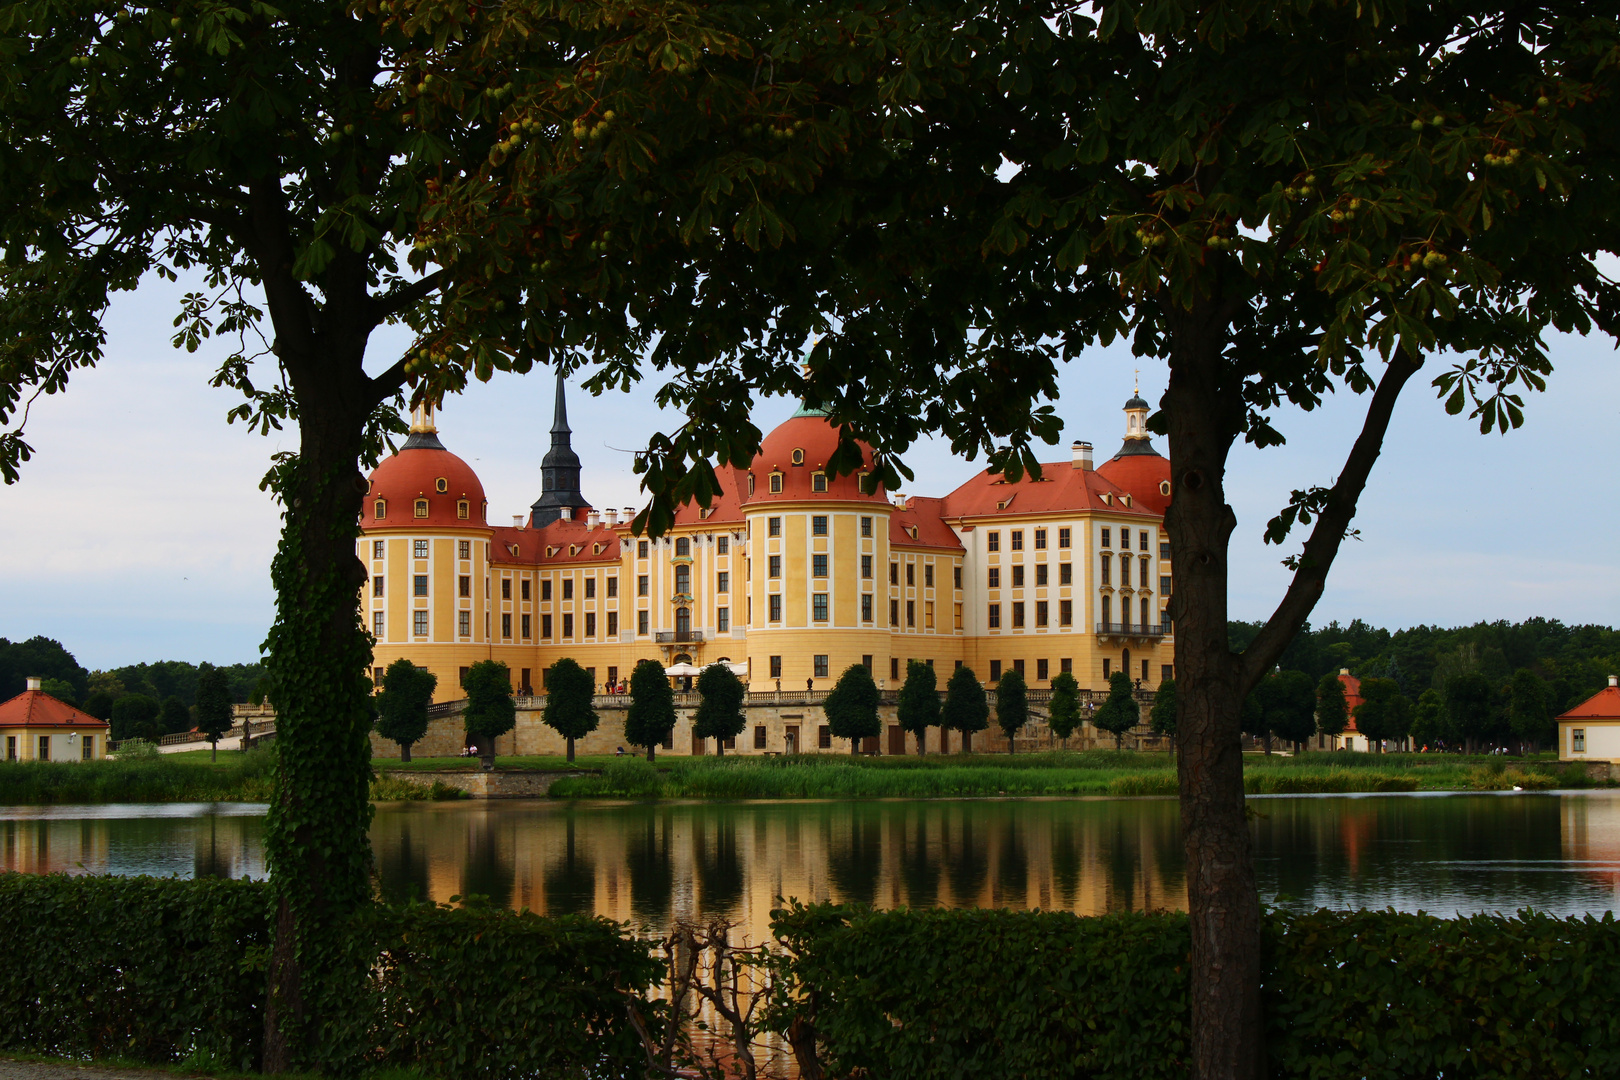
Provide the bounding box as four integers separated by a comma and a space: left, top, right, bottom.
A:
1559, 676, 1620, 762
0, 677, 110, 762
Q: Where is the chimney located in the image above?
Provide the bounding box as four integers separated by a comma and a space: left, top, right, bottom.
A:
1072, 441, 1094, 470
587, 510, 601, 529
26, 676, 41, 692
560, 506, 573, 522
1610, 675, 1618, 688
512, 515, 523, 529
604, 508, 619, 526
1340, 668, 1350, 676
623, 507, 635, 523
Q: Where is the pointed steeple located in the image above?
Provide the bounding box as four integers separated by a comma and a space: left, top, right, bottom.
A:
1113, 379, 1161, 459
530, 369, 592, 526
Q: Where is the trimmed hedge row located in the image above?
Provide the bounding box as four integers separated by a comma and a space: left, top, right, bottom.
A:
771, 903, 1620, 1080
0, 874, 660, 1078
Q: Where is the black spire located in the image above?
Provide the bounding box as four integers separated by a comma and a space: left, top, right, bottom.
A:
530, 369, 592, 526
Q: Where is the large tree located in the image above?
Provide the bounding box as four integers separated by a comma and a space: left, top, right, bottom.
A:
1445, 672, 1498, 755
896, 660, 939, 754
1353, 677, 1412, 753
540, 658, 593, 763
823, 663, 881, 755
1316, 674, 1351, 744
1048, 670, 1082, 748
194, 663, 235, 762
994, 667, 1028, 754
1508, 668, 1554, 752
625, 658, 677, 761
692, 663, 746, 756
375, 658, 437, 763
941, 666, 988, 754
1092, 671, 1139, 751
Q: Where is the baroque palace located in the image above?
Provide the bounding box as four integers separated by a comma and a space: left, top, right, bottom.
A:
361, 377, 1171, 756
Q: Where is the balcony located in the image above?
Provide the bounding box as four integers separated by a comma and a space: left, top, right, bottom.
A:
655, 630, 705, 644
1095, 622, 1168, 640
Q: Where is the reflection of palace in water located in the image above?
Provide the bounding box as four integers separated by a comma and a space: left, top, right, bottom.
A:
1562, 793, 1620, 903
373, 800, 1190, 941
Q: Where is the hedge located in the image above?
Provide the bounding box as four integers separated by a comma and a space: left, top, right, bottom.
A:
771, 903, 1620, 1080
0, 874, 661, 1078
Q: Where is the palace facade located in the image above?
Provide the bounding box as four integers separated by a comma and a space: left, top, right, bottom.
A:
360, 378, 1173, 751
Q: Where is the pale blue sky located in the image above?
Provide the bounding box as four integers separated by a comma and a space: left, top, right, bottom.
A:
1, 271, 1615, 670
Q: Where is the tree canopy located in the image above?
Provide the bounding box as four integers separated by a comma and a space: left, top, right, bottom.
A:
1354, 677, 1413, 751
1316, 674, 1350, 739
994, 667, 1028, 753
1092, 672, 1139, 751
540, 658, 594, 761
941, 666, 989, 750
375, 659, 438, 763
824, 663, 881, 754
1149, 676, 1177, 740
896, 660, 939, 754
692, 663, 746, 755
625, 658, 677, 760
1049, 671, 1082, 746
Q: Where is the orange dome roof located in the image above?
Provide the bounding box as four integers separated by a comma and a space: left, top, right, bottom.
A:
365, 430, 488, 529
743, 411, 889, 505
1094, 451, 1171, 516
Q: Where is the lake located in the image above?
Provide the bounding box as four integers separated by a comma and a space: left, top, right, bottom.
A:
5, 792, 1620, 939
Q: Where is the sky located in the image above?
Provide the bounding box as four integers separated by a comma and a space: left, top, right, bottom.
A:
2, 270, 1616, 671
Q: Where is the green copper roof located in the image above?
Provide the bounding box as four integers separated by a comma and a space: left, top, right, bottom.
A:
790, 400, 830, 419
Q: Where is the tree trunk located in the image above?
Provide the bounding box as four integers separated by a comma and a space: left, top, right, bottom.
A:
647, 742, 656, 763
211, 739, 218, 763
261, 387, 377, 1073
962, 731, 971, 753
401, 742, 412, 764
566, 736, 575, 763
1008, 733, 1015, 754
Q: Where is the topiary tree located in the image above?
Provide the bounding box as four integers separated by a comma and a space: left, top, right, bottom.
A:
994, 667, 1028, 754
1092, 672, 1139, 751
941, 666, 988, 754
896, 660, 939, 755
1508, 668, 1554, 753
1048, 671, 1081, 749
110, 693, 161, 743
1316, 674, 1350, 743
539, 658, 593, 764
375, 658, 437, 764
693, 663, 747, 756
626, 659, 678, 762
194, 662, 235, 763
824, 663, 881, 755
1149, 676, 1177, 758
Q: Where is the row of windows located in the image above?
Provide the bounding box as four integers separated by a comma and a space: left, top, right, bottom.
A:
636, 536, 733, 558
376, 574, 624, 601
1099, 528, 1154, 551
988, 600, 1074, 628
986, 527, 1071, 552
373, 497, 474, 520
987, 657, 1075, 682
1099, 556, 1153, 587
988, 564, 1074, 588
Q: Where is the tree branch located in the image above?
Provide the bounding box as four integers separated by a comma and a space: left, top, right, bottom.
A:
374, 267, 451, 323
1239, 348, 1423, 685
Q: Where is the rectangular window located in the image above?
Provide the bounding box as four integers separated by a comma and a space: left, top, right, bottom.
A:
988, 603, 1001, 629
1013, 659, 1025, 677
1011, 530, 1024, 551
770, 655, 783, 678
638, 575, 649, 596
1035, 564, 1048, 587
813, 593, 829, 621
585, 612, 597, 637
585, 578, 596, 599
607, 576, 618, 598
1102, 595, 1112, 625
1060, 563, 1073, 586
563, 578, 574, 600
890, 657, 900, 680
81, 736, 93, 760
637, 610, 649, 634
770, 594, 783, 622
889, 599, 900, 626
712, 536, 727, 556
373, 611, 385, 637
1162, 664, 1174, 681
369, 575, 383, 598
755, 725, 768, 750
813, 554, 828, 578
414, 575, 428, 597
38, 736, 50, 761
717, 607, 730, 632
812, 472, 828, 493
862, 555, 873, 579
770, 473, 783, 493
954, 567, 962, 589
1143, 659, 1150, 681
925, 564, 934, 588
1140, 531, 1150, 552
925, 601, 935, 629
770, 555, 782, 578
414, 539, 429, 558
1058, 528, 1071, 549
955, 603, 963, 629
375, 540, 387, 559
501, 613, 512, 638
520, 613, 531, 637
452, 611, 469, 636
812, 515, 828, 536
890, 563, 899, 585
1120, 529, 1130, 550
1161, 541, 1172, 560
1101, 528, 1111, 548
1036, 601, 1049, 627
1060, 599, 1073, 626
501, 578, 511, 600
1035, 529, 1047, 550
638, 540, 649, 558
861, 595, 873, 622
413, 611, 428, 636
814, 655, 829, 678
1062, 658, 1073, 674
906, 600, 916, 627
608, 611, 619, 636
987, 531, 1000, 552
990, 660, 1002, 682
1103, 658, 1111, 678
1120, 556, 1131, 588
906, 563, 915, 587
1161, 574, 1173, 595
1037, 658, 1049, 681
717, 571, 730, 593
563, 613, 574, 638
769, 516, 782, 537
543, 579, 553, 601
1100, 558, 1111, 586
1012, 602, 1025, 628
861, 516, 873, 538
819, 725, 832, 749
988, 568, 1000, 589
1012, 566, 1025, 588
543, 613, 554, 637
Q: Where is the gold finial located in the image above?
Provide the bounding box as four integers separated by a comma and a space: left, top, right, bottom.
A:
1134, 368, 1140, 394
410, 401, 437, 433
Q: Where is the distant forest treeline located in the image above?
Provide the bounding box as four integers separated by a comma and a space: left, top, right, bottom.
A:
0, 637, 265, 708
1228, 617, 1619, 715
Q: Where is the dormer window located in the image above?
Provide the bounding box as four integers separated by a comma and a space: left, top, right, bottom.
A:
811, 472, 828, 493
791, 448, 805, 466
414, 499, 429, 518
857, 470, 874, 494
769, 472, 783, 494
747, 473, 756, 496
675, 537, 690, 557
435, 477, 448, 493
374, 499, 386, 519
456, 500, 470, 519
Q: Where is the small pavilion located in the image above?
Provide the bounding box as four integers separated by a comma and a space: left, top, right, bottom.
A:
0, 676, 110, 762
1558, 675, 1620, 762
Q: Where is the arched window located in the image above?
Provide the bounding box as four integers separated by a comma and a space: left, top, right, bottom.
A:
374, 499, 386, 518
791, 448, 805, 465
769, 472, 783, 494
456, 500, 469, 519
675, 607, 691, 633
675, 537, 690, 557
435, 477, 448, 493
747, 473, 756, 495
414, 499, 429, 518
811, 472, 828, 493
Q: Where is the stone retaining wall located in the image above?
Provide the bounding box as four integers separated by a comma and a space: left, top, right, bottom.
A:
381, 769, 590, 798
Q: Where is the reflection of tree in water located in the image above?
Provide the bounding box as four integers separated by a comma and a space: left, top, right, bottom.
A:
372, 812, 432, 903
898, 807, 941, 909
1104, 811, 1141, 911
193, 814, 230, 879
1050, 818, 1082, 909
463, 810, 516, 909
625, 810, 674, 925
994, 815, 1029, 908
945, 808, 988, 906
544, 813, 594, 915
695, 817, 744, 916
827, 807, 882, 907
